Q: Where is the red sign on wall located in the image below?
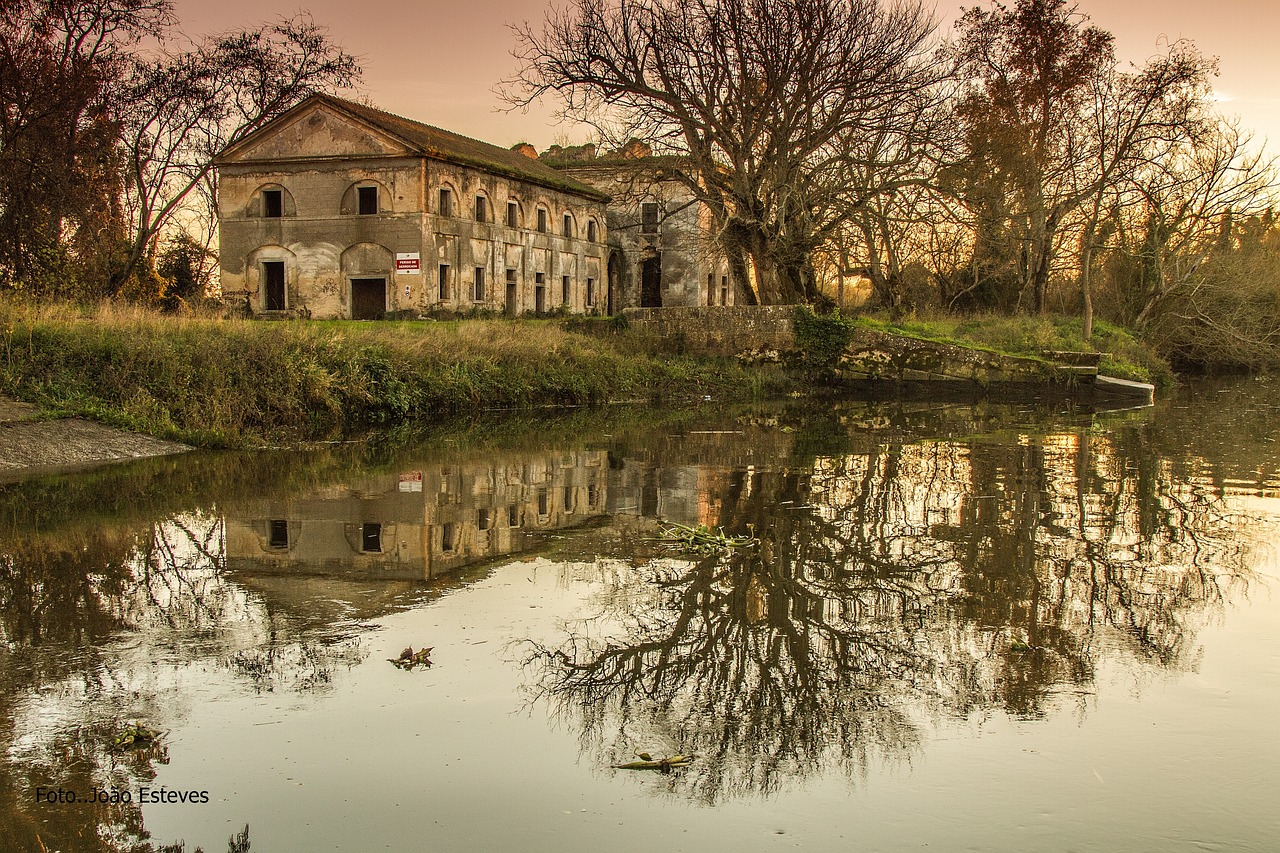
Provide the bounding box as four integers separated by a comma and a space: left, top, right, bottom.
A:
396, 253, 421, 274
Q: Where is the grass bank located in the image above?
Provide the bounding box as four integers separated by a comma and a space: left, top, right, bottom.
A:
797, 310, 1173, 387
0, 301, 784, 448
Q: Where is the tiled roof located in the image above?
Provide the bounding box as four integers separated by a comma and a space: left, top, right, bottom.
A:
226, 94, 609, 203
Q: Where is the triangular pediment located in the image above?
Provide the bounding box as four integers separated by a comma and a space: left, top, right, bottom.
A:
221, 101, 417, 163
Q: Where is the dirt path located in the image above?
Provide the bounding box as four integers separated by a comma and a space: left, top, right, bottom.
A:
0, 398, 190, 483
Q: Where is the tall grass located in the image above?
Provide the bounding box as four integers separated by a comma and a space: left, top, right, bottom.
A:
0, 301, 767, 447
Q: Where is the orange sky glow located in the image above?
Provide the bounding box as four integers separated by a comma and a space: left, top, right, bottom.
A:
174, 0, 1280, 153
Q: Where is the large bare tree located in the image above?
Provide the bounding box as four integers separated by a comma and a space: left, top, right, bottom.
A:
507, 0, 943, 305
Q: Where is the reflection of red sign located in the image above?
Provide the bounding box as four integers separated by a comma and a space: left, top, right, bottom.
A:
395, 253, 421, 274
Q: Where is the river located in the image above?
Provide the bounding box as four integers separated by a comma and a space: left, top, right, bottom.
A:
2, 379, 1279, 852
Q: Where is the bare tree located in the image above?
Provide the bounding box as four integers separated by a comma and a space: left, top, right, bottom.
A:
506, 0, 943, 305
114, 14, 359, 291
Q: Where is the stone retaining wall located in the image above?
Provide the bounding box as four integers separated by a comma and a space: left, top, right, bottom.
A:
620, 305, 796, 356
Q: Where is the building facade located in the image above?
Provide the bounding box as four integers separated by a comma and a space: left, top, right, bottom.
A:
216, 95, 611, 319
544, 146, 735, 310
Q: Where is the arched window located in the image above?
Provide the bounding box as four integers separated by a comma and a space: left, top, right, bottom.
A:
341, 181, 391, 215
252, 184, 295, 218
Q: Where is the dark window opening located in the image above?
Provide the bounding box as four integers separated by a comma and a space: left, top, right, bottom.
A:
708, 273, 715, 306
474, 195, 487, 222
477, 508, 491, 530
561, 275, 570, 305
563, 214, 573, 238
506, 268, 517, 284
563, 486, 574, 511
588, 484, 599, 506
263, 189, 283, 218
587, 220, 597, 242
535, 271, 545, 285
721, 275, 729, 306
268, 519, 289, 549
507, 201, 519, 228
361, 522, 382, 552
537, 490, 549, 516
441, 522, 455, 551
438, 264, 449, 300
508, 505, 520, 527
586, 277, 595, 306
439, 188, 452, 217
535, 285, 546, 314
537, 208, 547, 233
640, 256, 662, 307
641, 202, 659, 234
474, 267, 486, 301
263, 261, 286, 311
358, 186, 378, 215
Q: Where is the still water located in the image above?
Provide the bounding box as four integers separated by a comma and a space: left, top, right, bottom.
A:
2, 381, 1279, 852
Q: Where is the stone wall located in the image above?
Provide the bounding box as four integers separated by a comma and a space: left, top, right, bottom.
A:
620, 305, 796, 356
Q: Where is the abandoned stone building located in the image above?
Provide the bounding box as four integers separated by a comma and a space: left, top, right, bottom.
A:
542, 144, 735, 309
215, 94, 612, 318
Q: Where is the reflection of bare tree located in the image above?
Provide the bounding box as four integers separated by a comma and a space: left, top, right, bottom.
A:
529, 419, 1261, 802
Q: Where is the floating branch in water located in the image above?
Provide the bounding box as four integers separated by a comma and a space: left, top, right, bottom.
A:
112, 721, 161, 751
612, 751, 696, 773
657, 521, 757, 554
389, 646, 433, 670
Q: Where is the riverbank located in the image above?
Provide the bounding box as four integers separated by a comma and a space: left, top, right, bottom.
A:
0, 302, 790, 449
0, 301, 1172, 452
0, 397, 189, 483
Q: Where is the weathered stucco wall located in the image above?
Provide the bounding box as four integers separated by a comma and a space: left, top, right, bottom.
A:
217, 101, 609, 319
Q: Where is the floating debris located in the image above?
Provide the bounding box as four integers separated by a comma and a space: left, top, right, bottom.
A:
658, 522, 757, 555
612, 751, 696, 773
389, 646, 433, 670
112, 721, 160, 751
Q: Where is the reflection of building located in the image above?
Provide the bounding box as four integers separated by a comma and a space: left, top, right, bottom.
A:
225, 450, 610, 579
215, 94, 610, 318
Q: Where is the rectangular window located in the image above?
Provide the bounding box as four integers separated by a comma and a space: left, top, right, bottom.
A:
721, 275, 729, 306
263, 189, 283, 218
268, 519, 289, 549
474, 267, 485, 301
439, 188, 452, 217
263, 261, 285, 311
508, 505, 520, 527
441, 522, 455, 551
586, 277, 595, 306
474, 195, 487, 222
507, 201, 519, 228
561, 275, 570, 305
587, 220, 597, 242
506, 268, 517, 285
563, 214, 573, 238
537, 490, 549, 516
535, 271, 545, 285
563, 486, 574, 512
708, 273, 715, 305
641, 202, 659, 234
358, 186, 378, 215
477, 508, 491, 530
537, 208, 547, 233
361, 522, 382, 553
438, 264, 450, 300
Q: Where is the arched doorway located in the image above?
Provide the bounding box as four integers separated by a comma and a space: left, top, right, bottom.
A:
640, 249, 662, 308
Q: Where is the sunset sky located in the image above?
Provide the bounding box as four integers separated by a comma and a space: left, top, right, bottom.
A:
174, 0, 1280, 152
